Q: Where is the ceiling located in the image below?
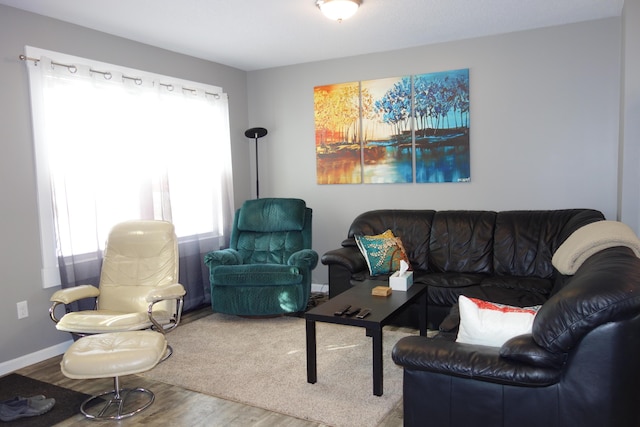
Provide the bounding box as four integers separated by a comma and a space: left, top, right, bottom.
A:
1, 0, 624, 71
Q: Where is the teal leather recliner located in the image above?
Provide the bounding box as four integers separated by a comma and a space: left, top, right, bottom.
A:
204, 198, 318, 316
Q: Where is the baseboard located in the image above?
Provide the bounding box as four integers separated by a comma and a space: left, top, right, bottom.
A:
0, 340, 73, 376
311, 283, 328, 294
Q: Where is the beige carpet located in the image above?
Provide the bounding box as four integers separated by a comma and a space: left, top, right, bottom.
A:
142, 313, 415, 427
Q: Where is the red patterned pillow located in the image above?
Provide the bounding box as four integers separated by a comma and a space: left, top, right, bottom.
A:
456, 296, 541, 347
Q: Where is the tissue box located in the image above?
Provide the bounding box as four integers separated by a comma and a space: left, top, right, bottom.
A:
389, 271, 413, 291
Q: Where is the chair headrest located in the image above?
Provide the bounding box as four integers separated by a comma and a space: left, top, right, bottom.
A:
107, 220, 176, 258
237, 198, 307, 232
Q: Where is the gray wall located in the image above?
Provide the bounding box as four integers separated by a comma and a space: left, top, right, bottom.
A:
620, 0, 640, 232
0, 5, 250, 369
247, 18, 624, 287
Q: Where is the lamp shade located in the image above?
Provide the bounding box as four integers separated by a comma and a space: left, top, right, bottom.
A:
317, 0, 361, 22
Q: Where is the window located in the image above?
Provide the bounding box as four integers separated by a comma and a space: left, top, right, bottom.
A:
25, 46, 233, 306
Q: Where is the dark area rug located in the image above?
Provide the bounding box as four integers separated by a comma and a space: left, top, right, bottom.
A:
0, 373, 91, 426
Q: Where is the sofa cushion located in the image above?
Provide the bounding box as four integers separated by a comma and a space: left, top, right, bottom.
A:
429, 210, 496, 274
418, 273, 487, 306
493, 210, 603, 279
456, 296, 541, 347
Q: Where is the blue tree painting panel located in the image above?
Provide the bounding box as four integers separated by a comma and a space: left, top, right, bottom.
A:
414, 69, 470, 183
362, 76, 413, 183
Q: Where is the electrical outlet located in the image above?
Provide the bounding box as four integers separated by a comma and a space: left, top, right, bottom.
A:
17, 301, 29, 319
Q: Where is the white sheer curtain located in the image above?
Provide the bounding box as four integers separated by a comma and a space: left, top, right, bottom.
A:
25, 47, 234, 310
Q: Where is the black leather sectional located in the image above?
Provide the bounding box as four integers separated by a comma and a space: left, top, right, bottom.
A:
323, 208, 640, 426
321, 209, 605, 327
393, 244, 640, 427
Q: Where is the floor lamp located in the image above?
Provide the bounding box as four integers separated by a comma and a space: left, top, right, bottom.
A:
244, 127, 268, 199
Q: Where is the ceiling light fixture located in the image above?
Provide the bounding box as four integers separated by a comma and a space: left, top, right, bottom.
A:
316, 0, 361, 23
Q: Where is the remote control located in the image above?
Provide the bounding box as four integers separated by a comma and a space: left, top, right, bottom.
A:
344, 307, 360, 316
356, 308, 371, 319
334, 304, 351, 316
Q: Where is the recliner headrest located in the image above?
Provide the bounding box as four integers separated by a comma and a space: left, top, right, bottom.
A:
237, 198, 307, 232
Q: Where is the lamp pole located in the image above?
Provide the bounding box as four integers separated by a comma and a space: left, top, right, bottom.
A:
244, 127, 268, 199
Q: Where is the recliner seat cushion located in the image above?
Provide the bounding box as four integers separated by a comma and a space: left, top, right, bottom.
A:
56, 310, 157, 333
211, 264, 303, 286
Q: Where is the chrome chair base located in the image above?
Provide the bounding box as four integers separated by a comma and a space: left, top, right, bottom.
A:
80, 377, 154, 420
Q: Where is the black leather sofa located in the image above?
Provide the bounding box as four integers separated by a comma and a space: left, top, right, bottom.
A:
392, 246, 640, 427
321, 209, 605, 328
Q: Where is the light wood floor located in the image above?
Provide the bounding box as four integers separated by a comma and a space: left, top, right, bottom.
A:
13, 306, 405, 427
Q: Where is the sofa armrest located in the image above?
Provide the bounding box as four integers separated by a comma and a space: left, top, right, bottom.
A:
204, 248, 243, 268
499, 334, 567, 369
288, 249, 319, 270
392, 335, 561, 386
321, 246, 367, 273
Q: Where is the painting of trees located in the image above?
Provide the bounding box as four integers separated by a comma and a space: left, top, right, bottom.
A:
362, 76, 412, 183
314, 81, 363, 184
413, 69, 470, 183
314, 68, 470, 184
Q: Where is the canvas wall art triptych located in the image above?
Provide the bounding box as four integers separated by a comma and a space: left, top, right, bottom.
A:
314, 68, 470, 185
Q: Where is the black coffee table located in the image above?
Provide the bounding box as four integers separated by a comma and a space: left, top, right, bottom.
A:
305, 280, 427, 396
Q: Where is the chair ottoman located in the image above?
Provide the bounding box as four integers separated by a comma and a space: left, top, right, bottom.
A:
61, 330, 167, 420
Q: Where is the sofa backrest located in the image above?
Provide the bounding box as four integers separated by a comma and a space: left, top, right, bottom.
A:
532, 246, 640, 354
347, 210, 436, 271
493, 209, 605, 279
429, 211, 496, 274
347, 208, 604, 277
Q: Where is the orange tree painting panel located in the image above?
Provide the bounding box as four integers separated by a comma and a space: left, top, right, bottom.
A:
314, 81, 362, 184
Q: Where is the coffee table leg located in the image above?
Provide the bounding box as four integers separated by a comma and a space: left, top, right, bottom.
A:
371, 326, 383, 396
306, 319, 317, 384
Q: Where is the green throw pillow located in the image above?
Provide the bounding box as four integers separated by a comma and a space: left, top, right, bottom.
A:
355, 230, 411, 276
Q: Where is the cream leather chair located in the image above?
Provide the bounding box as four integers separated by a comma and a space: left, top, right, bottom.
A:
49, 220, 186, 341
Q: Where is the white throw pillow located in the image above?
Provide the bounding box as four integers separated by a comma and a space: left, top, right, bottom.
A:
455, 295, 541, 347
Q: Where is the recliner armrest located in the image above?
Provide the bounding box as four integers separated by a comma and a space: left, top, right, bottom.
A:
321, 247, 367, 273
50, 285, 100, 304
145, 283, 186, 303
146, 283, 186, 333
392, 335, 561, 386
204, 248, 243, 268
288, 249, 319, 270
